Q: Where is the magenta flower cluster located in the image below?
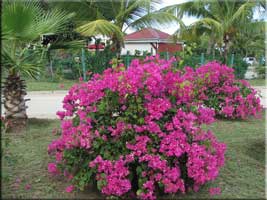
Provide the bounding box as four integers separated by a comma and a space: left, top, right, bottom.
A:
47, 56, 261, 199
192, 61, 262, 119
89, 156, 131, 196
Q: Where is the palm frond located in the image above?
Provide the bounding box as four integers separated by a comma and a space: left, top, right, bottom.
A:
47, 1, 98, 26
161, 0, 213, 19
48, 40, 86, 50
2, 43, 44, 79
76, 19, 123, 42
231, 1, 255, 24
34, 9, 75, 35
116, 0, 161, 22
2, 1, 43, 41
1, 45, 17, 69
128, 11, 180, 30
2, 1, 75, 42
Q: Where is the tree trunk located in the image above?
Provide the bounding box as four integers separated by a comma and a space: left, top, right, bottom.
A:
212, 44, 216, 59
3, 72, 28, 132
111, 34, 123, 59
223, 34, 230, 64
206, 39, 213, 55
223, 45, 227, 64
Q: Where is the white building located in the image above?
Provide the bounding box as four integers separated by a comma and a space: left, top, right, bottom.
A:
121, 28, 183, 56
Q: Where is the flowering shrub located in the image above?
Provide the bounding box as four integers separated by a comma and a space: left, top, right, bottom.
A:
48, 56, 229, 199
191, 61, 262, 119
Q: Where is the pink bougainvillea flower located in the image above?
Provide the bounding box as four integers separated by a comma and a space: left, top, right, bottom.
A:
15, 178, 22, 184
55, 152, 63, 162
56, 111, 65, 120
65, 185, 75, 193
48, 163, 58, 174
121, 105, 127, 111
0, 116, 5, 122
13, 178, 22, 189
52, 128, 58, 135
209, 187, 221, 196
25, 184, 31, 190
59, 84, 65, 89
86, 70, 92, 76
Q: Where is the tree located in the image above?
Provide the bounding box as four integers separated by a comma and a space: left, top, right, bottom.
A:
50, 0, 179, 55
232, 20, 265, 58
164, 0, 259, 62
1, 1, 74, 132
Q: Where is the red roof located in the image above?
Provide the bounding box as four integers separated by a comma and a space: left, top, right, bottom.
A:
125, 28, 171, 41
87, 44, 105, 49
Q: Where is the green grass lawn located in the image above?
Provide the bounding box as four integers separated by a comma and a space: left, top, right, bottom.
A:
2, 112, 265, 199
26, 79, 78, 91
7, 77, 263, 92
248, 78, 266, 87
25, 78, 265, 92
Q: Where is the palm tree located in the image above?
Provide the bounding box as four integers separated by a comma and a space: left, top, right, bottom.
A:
50, 0, 179, 55
1, 1, 74, 132
232, 20, 265, 57
164, 0, 258, 62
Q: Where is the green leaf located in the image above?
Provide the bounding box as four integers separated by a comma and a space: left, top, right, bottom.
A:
76, 19, 123, 42
100, 173, 106, 178
136, 189, 143, 196
136, 166, 142, 175
137, 97, 142, 103
98, 100, 106, 113
158, 181, 164, 188
97, 179, 106, 191
138, 117, 145, 124
72, 115, 80, 127
93, 141, 100, 149
103, 150, 111, 160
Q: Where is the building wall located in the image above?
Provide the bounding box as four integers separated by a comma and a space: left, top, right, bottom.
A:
121, 42, 183, 56
158, 43, 183, 53
121, 43, 155, 55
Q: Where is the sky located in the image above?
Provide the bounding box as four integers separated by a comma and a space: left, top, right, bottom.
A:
159, 0, 197, 34
126, 0, 197, 34
126, 0, 265, 35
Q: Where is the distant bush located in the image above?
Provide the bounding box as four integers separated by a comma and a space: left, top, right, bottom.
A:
177, 52, 248, 79
85, 46, 117, 75
192, 61, 262, 119
232, 56, 248, 79
256, 65, 266, 79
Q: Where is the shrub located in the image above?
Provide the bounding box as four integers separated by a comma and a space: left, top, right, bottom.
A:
48, 56, 227, 199
192, 61, 262, 119
256, 64, 266, 79
232, 56, 248, 79
86, 45, 117, 75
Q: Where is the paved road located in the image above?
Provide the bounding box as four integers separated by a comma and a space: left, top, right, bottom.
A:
1, 87, 266, 119
253, 86, 266, 108
2, 90, 67, 119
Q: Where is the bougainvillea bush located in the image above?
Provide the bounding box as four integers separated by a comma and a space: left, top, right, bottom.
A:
190, 61, 262, 119
48, 56, 263, 199
48, 56, 232, 199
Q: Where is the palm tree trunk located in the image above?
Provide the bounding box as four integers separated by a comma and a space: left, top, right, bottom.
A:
212, 44, 216, 59
223, 46, 227, 64
223, 34, 230, 64
111, 34, 123, 59
3, 72, 28, 132
206, 39, 213, 55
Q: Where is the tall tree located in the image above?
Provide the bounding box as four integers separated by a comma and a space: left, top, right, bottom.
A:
232, 20, 265, 57
1, 1, 74, 132
163, 0, 259, 62
50, 0, 179, 55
